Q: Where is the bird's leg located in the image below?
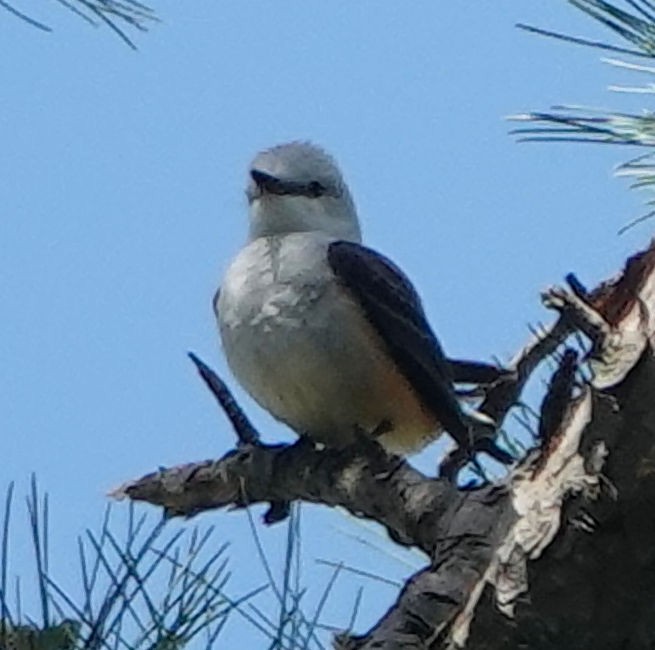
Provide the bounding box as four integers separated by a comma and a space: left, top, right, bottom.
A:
351, 420, 406, 479
370, 419, 393, 439
351, 419, 392, 446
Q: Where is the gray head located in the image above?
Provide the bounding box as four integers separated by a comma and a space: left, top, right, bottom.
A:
246, 142, 362, 243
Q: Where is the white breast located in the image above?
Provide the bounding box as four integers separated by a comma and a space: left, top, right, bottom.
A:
217, 232, 437, 451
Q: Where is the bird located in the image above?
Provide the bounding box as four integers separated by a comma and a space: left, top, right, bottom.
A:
215, 141, 499, 461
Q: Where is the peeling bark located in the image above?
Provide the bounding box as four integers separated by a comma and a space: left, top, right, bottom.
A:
113, 239, 655, 649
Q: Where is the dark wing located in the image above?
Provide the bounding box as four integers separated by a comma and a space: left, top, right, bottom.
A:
327, 240, 470, 445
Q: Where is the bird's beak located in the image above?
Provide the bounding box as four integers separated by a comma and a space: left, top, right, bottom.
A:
250, 169, 288, 196
250, 169, 310, 197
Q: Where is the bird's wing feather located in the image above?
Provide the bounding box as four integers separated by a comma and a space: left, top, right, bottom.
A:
327, 240, 470, 445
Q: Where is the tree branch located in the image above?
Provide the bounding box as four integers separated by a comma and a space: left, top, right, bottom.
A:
112, 437, 459, 553
113, 238, 655, 648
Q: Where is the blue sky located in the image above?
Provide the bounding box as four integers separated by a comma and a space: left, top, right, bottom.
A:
1, 1, 651, 646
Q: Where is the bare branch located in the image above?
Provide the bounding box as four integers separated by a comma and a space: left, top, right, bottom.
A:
188, 352, 260, 446
113, 238, 655, 647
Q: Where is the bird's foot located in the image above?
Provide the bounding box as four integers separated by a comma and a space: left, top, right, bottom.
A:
370, 419, 393, 439
351, 420, 404, 478
352, 419, 392, 448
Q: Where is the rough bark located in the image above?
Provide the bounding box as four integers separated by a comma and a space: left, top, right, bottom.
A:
112, 239, 655, 649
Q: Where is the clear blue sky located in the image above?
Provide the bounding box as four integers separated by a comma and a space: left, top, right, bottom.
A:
1, 1, 650, 646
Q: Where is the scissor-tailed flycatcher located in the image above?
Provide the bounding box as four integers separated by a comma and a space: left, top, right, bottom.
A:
215, 142, 484, 456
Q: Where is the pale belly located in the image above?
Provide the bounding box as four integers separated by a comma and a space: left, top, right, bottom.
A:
217, 235, 439, 454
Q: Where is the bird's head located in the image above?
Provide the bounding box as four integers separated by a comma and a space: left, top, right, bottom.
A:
246, 142, 362, 243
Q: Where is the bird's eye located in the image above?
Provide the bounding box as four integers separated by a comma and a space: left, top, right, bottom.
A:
307, 181, 326, 198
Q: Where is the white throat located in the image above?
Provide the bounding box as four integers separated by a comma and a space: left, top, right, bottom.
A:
248, 195, 362, 243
